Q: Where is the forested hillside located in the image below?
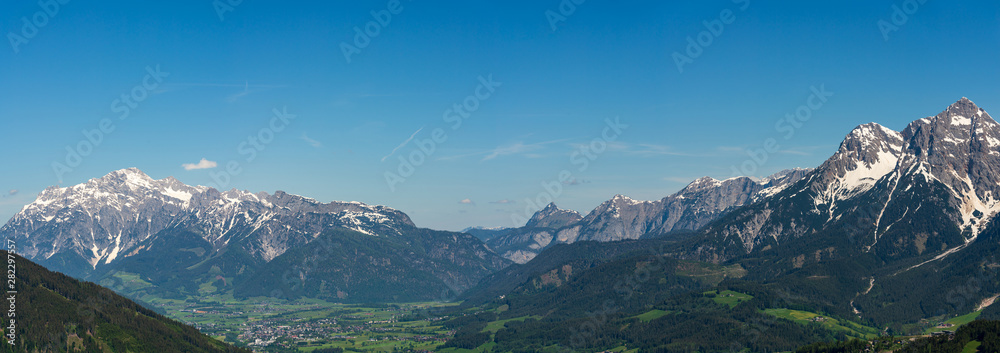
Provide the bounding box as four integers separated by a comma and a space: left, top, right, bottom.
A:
0, 250, 250, 353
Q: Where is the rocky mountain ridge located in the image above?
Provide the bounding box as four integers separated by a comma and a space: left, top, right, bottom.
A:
1, 168, 414, 277
695, 98, 1000, 263
479, 168, 811, 263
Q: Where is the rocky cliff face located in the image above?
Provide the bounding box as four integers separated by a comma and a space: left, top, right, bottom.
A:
568, 169, 811, 243
698, 98, 1000, 261
0, 168, 414, 277
525, 203, 582, 228
484, 99, 1000, 265
898, 97, 1000, 236
2, 168, 509, 302
481, 169, 810, 263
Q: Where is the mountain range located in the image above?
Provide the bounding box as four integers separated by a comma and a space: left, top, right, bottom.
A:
479, 168, 811, 263
4, 98, 1000, 350
3, 168, 414, 276
692, 97, 1000, 264
444, 98, 1000, 351
0, 169, 508, 303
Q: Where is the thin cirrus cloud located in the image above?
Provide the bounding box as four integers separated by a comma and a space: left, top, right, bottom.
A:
717, 145, 825, 157
439, 138, 572, 162
182, 158, 218, 170
157, 82, 288, 101
459, 198, 475, 205
226, 82, 290, 102
630, 143, 694, 156
482, 142, 545, 161
663, 176, 699, 184
301, 133, 323, 148
613, 143, 697, 157
564, 141, 698, 157
226, 81, 251, 102
381, 127, 424, 162
716, 146, 746, 154
777, 145, 829, 156
439, 140, 696, 163
777, 149, 811, 156
490, 199, 515, 204
563, 178, 590, 186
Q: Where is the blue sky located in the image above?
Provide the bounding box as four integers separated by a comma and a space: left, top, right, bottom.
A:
2, 1, 999, 231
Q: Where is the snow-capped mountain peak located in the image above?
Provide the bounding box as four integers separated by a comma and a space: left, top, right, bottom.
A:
700, 98, 1000, 261
898, 97, 1000, 237
525, 203, 582, 229
1, 168, 415, 274
681, 177, 723, 193
610, 194, 648, 205
814, 122, 905, 208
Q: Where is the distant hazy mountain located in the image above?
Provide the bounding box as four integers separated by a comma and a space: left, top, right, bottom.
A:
568, 169, 811, 243
0, 169, 508, 302
525, 203, 583, 228
236, 226, 508, 302
477, 169, 810, 263
461, 226, 514, 242
474, 203, 583, 264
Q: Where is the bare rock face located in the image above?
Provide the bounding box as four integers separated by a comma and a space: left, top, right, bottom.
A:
898, 97, 1000, 236
700, 98, 1000, 260
484, 98, 1000, 266
525, 203, 582, 229
480, 169, 810, 263
0, 168, 415, 277
573, 169, 811, 243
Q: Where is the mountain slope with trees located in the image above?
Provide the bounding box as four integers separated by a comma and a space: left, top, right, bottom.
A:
0, 250, 250, 353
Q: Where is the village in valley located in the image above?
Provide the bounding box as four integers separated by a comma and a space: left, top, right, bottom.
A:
148, 294, 458, 352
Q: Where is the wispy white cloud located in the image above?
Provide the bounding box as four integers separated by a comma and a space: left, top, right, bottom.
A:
436, 150, 487, 161
301, 133, 323, 148
777, 149, 811, 156
157, 82, 287, 102
166, 82, 287, 88
381, 127, 424, 162
716, 144, 828, 157
459, 198, 475, 205
440, 138, 572, 161
571, 142, 697, 157
626, 143, 696, 157
490, 199, 515, 204
440, 140, 696, 162
182, 158, 218, 170
352, 121, 386, 134
563, 178, 590, 186
0, 189, 17, 199
225, 81, 250, 102
716, 146, 747, 154
483, 142, 545, 161
491, 113, 573, 118
331, 91, 444, 109
778, 145, 829, 156
663, 176, 697, 183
